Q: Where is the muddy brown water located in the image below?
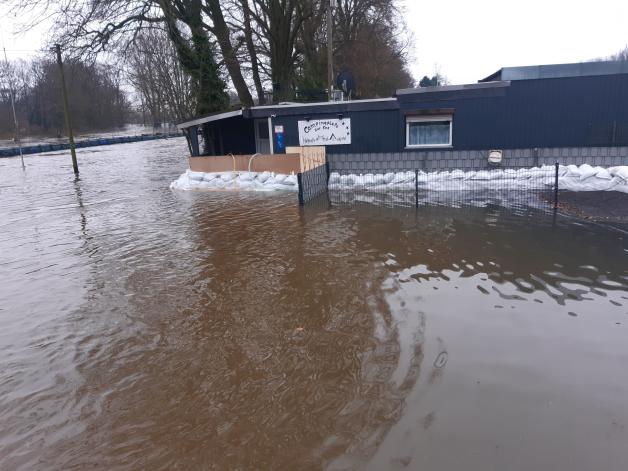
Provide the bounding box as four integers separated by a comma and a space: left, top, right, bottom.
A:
1, 139, 627, 470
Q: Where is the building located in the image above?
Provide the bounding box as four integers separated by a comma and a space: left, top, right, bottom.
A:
178, 60, 628, 167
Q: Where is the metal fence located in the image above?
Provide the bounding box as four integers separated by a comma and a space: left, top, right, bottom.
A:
297, 162, 329, 204
328, 164, 560, 209
299, 159, 561, 210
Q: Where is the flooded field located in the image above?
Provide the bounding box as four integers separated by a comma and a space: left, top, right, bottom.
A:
1, 140, 627, 470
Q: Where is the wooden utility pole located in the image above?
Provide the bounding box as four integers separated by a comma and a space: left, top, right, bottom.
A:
3, 47, 25, 169
55, 44, 79, 175
327, 0, 334, 101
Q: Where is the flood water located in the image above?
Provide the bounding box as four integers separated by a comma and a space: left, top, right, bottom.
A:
1, 139, 627, 470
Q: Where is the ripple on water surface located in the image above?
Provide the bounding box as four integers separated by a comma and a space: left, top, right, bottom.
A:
0, 141, 627, 471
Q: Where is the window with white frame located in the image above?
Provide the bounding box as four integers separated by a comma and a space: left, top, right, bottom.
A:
406, 115, 453, 147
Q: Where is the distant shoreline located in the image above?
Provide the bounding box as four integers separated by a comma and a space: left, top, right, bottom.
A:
0, 124, 179, 149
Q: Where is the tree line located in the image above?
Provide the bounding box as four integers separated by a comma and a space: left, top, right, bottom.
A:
6, 0, 415, 120
1, 58, 130, 138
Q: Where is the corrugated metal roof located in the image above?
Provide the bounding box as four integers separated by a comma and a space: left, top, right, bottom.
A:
480, 60, 628, 82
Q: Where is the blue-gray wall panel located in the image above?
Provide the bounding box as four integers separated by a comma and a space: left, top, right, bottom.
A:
397, 74, 628, 150
209, 73, 628, 154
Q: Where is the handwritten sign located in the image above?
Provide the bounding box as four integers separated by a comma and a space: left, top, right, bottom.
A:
297, 118, 351, 146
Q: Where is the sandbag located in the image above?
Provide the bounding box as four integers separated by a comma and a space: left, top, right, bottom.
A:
237, 179, 255, 188
362, 174, 376, 186
609, 166, 628, 181
239, 172, 255, 181
257, 171, 271, 183
472, 170, 492, 180
218, 172, 234, 182
392, 172, 412, 184
188, 171, 206, 181
284, 175, 298, 186
202, 173, 218, 182
595, 167, 612, 180
339, 175, 355, 186
383, 172, 395, 184
328, 172, 341, 184
273, 174, 287, 184
578, 164, 597, 181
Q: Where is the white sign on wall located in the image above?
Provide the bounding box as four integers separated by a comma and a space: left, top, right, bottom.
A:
297, 118, 351, 146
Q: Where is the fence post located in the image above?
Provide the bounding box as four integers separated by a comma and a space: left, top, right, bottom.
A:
415, 169, 419, 208
325, 160, 330, 183
297, 172, 304, 205
554, 161, 559, 209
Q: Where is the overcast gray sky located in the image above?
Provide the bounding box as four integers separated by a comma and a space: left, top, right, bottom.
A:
405, 0, 628, 83
1, 0, 627, 85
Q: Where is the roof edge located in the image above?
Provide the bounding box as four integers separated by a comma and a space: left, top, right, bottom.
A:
177, 109, 242, 130
249, 97, 396, 111
479, 69, 503, 83
396, 81, 511, 96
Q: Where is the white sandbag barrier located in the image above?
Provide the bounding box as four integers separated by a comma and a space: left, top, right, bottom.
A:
170, 169, 298, 192
169, 165, 628, 209
327, 164, 628, 194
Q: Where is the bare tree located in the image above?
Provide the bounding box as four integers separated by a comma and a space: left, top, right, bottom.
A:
204, 0, 254, 106
239, 0, 266, 103
127, 28, 197, 125
1, 56, 131, 136
5, 0, 416, 112
610, 46, 628, 61
333, 0, 414, 97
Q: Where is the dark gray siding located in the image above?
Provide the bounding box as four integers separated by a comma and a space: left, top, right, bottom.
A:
397, 74, 628, 150
270, 109, 401, 154
271, 73, 628, 153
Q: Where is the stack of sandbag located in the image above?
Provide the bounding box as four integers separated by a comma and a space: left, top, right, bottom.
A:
327, 164, 628, 193
558, 164, 628, 192
170, 170, 298, 192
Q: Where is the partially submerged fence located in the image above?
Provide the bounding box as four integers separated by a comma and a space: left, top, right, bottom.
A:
326, 164, 560, 209
297, 147, 628, 208
293, 147, 329, 204
297, 162, 329, 204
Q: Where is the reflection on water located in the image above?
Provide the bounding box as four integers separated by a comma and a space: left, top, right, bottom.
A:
1, 141, 627, 470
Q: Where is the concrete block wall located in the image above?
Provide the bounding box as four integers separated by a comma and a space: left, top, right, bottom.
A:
328, 147, 628, 173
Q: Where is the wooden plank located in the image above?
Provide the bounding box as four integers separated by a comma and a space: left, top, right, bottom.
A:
189, 154, 302, 174
286, 146, 326, 172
